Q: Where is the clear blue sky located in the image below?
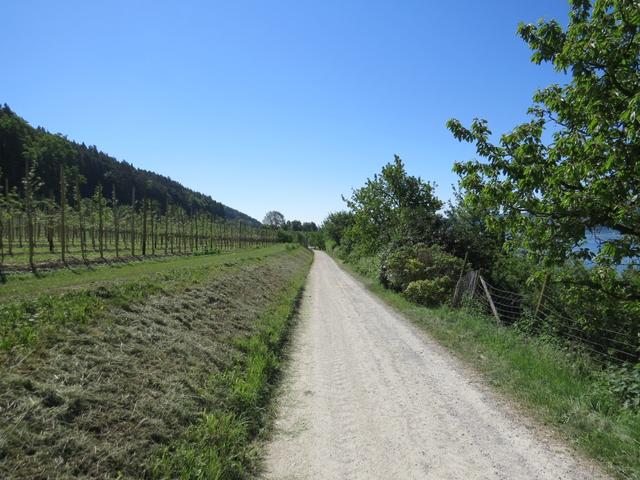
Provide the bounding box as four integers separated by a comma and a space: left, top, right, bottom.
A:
2, 1, 569, 224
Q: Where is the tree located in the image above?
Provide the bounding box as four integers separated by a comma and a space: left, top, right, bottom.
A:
448, 0, 640, 266
263, 210, 285, 228
343, 155, 443, 254
288, 220, 303, 231
301, 221, 318, 232
22, 147, 43, 272
439, 192, 504, 271
322, 211, 354, 246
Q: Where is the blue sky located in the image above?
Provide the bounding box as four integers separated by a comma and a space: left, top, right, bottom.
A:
2, 1, 569, 223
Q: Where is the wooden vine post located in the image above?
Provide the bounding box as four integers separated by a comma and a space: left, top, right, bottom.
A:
130, 186, 136, 256
142, 194, 148, 256
47, 194, 55, 252
24, 157, 36, 272
151, 205, 156, 255
59, 165, 66, 264
97, 185, 104, 259
112, 184, 119, 258
75, 175, 87, 262
164, 198, 169, 255
5, 178, 12, 256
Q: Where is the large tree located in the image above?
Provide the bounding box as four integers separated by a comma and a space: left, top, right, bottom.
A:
343, 155, 442, 254
263, 210, 286, 228
448, 0, 640, 265
322, 211, 354, 246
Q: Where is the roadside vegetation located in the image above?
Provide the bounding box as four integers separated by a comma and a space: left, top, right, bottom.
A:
337, 259, 640, 479
0, 244, 312, 478
317, 2, 639, 478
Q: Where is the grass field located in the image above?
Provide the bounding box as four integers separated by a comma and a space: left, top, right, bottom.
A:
0, 244, 312, 479
0, 237, 274, 273
335, 256, 640, 480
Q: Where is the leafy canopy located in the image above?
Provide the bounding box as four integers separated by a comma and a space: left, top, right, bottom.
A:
448, 0, 640, 265
262, 210, 285, 228
343, 155, 442, 254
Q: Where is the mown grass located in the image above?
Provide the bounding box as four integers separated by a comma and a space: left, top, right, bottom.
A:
0, 245, 291, 353
336, 256, 640, 480
152, 247, 310, 479
0, 245, 285, 300
0, 244, 312, 479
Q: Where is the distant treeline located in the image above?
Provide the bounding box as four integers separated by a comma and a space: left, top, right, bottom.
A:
0, 104, 259, 225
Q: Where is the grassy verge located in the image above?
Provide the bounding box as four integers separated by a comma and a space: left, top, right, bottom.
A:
151, 257, 309, 478
334, 254, 640, 480
0, 244, 312, 479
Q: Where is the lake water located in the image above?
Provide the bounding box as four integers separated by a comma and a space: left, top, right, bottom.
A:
581, 227, 636, 271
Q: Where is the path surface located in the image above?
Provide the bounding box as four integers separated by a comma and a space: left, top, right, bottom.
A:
263, 251, 607, 480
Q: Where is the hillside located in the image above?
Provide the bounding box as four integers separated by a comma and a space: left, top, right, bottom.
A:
0, 105, 259, 225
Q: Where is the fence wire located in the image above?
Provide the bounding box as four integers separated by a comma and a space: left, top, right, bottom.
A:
454, 271, 639, 365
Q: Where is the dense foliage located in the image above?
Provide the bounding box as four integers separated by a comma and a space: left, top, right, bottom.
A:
380, 244, 465, 306
0, 105, 258, 224
319, 1, 639, 373
447, 0, 640, 266
323, 157, 477, 307
342, 156, 442, 255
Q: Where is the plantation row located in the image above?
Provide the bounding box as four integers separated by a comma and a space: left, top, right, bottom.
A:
0, 165, 276, 272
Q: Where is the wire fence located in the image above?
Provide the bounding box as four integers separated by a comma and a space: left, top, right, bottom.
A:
452, 270, 640, 365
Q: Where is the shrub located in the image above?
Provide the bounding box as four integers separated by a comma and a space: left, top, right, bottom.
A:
604, 363, 640, 411
352, 255, 380, 279
404, 278, 450, 306
379, 243, 464, 292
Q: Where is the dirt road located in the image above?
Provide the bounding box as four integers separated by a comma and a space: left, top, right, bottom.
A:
263, 251, 607, 480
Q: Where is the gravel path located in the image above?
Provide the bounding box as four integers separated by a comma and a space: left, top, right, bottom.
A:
263, 251, 608, 480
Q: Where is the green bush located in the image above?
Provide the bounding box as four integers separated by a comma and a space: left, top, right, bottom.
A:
379, 243, 464, 292
604, 363, 640, 411
351, 255, 380, 279
404, 278, 450, 306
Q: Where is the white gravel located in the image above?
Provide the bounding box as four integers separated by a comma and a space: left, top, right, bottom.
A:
263, 251, 609, 480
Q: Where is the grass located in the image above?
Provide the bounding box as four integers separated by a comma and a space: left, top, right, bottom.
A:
0, 245, 285, 299
335, 254, 640, 480
152, 258, 309, 478
0, 240, 272, 271
0, 245, 292, 353
0, 244, 312, 479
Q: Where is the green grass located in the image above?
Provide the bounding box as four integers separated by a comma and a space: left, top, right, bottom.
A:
0, 239, 271, 270
0, 244, 312, 478
0, 246, 293, 353
151, 246, 311, 479
0, 245, 285, 300
335, 255, 640, 480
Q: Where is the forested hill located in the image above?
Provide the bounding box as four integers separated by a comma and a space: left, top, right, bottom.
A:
0, 105, 259, 225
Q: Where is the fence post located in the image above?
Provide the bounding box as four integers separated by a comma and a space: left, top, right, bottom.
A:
130, 186, 136, 256
479, 275, 501, 323
534, 272, 550, 319
469, 270, 479, 297
59, 165, 66, 264
452, 251, 469, 307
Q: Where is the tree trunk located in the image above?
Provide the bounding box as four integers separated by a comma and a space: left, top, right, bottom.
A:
131, 186, 136, 256
59, 166, 66, 264
142, 196, 148, 256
